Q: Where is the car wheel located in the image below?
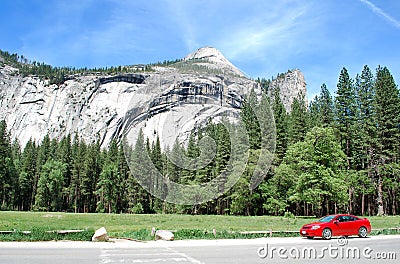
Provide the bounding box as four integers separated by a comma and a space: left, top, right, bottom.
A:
358, 226, 368, 238
322, 228, 332, 240
307, 236, 313, 239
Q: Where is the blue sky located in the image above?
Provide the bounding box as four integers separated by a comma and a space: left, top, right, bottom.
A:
1, 0, 399, 99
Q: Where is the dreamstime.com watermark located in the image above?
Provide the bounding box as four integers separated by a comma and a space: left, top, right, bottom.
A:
257, 237, 397, 261
122, 64, 276, 205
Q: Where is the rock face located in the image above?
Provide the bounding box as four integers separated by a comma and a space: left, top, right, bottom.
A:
0, 47, 306, 148
267, 69, 307, 112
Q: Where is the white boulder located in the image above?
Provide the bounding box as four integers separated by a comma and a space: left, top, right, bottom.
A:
155, 230, 174, 241
92, 227, 109, 242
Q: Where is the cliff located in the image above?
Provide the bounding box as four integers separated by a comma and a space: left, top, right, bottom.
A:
0, 47, 306, 148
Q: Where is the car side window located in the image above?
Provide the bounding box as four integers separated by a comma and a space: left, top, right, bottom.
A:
338, 216, 354, 222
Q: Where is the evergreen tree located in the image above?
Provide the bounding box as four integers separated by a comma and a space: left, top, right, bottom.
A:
308, 95, 322, 129
81, 140, 101, 213
374, 66, 400, 160
288, 95, 307, 144
271, 87, 288, 161
33, 135, 51, 206
70, 136, 87, 213
127, 129, 153, 213
334, 67, 360, 213
57, 135, 72, 211
117, 143, 130, 213
34, 160, 66, 211
96, 162, 119, 213
215, 123, 231, 192
180, 132, 199, 185
126, 139, 147, 214
308, 84, 334, 129
196, 122, 216, 184
0, 120, 18, 209
19, 139, 37, 210
334, 67, 357, 169
319, 84, 335, 126
374, 66, 400, 215
240, 88, 261, 149
168, 139, 184, 183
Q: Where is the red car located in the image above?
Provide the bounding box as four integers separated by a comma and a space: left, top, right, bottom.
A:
300, 214, 371, 240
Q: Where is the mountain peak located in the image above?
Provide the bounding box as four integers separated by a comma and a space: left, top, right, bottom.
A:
183, 47, 245, 77
184, 46, 225, 62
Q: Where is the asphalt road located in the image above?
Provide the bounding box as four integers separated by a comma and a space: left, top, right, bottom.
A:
0, 235, 399, 264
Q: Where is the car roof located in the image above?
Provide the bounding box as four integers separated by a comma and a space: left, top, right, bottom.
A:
325, 214, 358, 217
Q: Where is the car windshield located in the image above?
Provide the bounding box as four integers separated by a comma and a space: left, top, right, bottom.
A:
318, 215, 336, 223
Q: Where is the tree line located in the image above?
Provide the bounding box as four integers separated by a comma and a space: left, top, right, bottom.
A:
0, 49, 153, 85
0, 64, 399, 216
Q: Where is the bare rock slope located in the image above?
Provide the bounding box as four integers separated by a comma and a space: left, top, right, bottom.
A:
0, 47, 306, 148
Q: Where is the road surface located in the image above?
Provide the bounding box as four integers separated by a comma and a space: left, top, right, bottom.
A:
0, 235, 399, 263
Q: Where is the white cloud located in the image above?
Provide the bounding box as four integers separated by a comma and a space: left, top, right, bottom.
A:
359, 0, 400, 29
216, 1, 319, 62
163, 1, 200, 52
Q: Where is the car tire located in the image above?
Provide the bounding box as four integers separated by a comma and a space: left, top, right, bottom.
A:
322, 228, 332, 240
307, 236, 313, 239
358, 226, 368, 238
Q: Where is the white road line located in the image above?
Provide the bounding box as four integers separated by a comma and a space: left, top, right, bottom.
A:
100, 247, 204, 263
166, 247, 204, 264
128, 258, 190, 263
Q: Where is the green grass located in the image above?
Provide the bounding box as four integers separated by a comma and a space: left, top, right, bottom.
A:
1, 211, 400, 241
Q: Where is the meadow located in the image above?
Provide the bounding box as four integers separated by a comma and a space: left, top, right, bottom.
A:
1, 211, 400, 241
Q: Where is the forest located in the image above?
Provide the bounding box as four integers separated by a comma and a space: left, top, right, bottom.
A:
0, 64, 399, 217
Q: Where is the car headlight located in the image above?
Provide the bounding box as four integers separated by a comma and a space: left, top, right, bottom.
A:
311, 225, 320, 230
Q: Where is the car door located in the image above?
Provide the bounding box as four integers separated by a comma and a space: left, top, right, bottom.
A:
334, 215, 351, 235
347, 216, 360, 235
331, 215, 345, 236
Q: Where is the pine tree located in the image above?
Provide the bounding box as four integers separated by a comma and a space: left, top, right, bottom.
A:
319, 84, 335, 126
127, 129, 153, 213
240, 88, 261, 149
374, 66, 400, 215
168, 139, 184, 183
57, 135, 72, 211
0, 120, 18, 209
34, 160, 66, 211
70, 136, 87, 213
96, 162, 119, 213
117, 143, 130, 213
334, 67, 358, 213
196, 122, 216, 184
33, 135, 51, 206
126, 138, 147, 214
308, 84, 334, 129
181, 132, 198, 184
271, 87, 288, 161
308, 95, 322, 129
288, 96, 308, 144
334, 67, 357, 169
354, 65, 376, 215
215, 123, 231, 194
374, 66, 400, 160
19, 139, 37, 210
251, 93, 275, 189
81, 139, 101, 213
